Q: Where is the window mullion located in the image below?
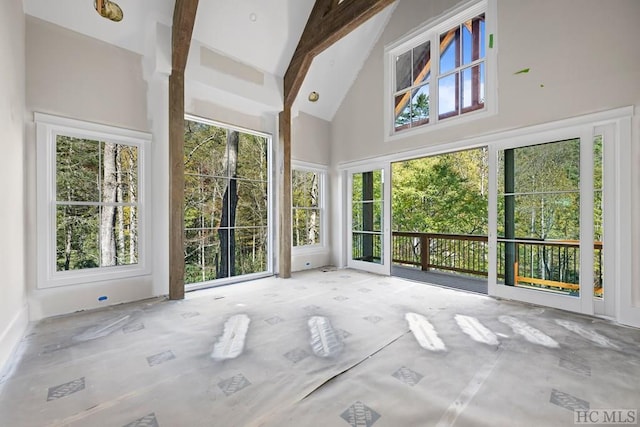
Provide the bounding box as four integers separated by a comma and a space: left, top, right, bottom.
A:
431, 32, 439, 125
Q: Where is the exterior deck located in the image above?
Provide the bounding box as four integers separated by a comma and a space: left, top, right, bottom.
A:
392, 265, 488, 294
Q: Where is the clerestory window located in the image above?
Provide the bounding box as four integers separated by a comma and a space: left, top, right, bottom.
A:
386, 0, 495, 138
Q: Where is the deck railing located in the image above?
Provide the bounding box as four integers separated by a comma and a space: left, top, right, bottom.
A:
393, 232, 489, 276
392, 232, 603, 296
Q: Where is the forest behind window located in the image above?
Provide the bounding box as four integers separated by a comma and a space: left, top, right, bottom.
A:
56, 135, 138, 271
184, 119, 270, 285
292, 169, 321, 247
392, 148, 488, 235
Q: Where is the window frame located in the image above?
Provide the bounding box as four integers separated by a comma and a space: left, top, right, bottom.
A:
36, 113, 151, 288
384, 0, 497, 141
292, 161, 328, 252
182, 114, 274, 289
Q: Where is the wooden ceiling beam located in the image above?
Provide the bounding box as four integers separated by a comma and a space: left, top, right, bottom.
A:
172, 0, 199, 73
169, 0, 199, 300
284, 0, 396, 107
279, 0, 394, 279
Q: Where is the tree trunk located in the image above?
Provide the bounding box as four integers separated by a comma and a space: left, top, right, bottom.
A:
218, 131, 239, 278
127, 146, 137, 263
64, 209, 72, 270
309, 173, 318, 243
101, 142, 118, 266
199, 168, 205, 282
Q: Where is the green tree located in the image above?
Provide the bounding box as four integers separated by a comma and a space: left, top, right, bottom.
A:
392, 148, 488, 235
183, 120, 269, 284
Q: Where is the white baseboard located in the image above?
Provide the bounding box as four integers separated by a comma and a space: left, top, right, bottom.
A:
0, 305, 29, 383
620, 305, 640, 329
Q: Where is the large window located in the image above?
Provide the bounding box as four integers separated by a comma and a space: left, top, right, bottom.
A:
184, 117, 271, 287
292, 163, 327, 248
386, 0, 494, 137
36, 113, 150, 288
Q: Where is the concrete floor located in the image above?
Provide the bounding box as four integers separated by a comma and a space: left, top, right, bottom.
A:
1, 269, 639, 426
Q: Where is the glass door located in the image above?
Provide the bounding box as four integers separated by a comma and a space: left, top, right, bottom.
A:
348, 167, 390, 275
490, 129, 606, 315
593, 125, 615, 317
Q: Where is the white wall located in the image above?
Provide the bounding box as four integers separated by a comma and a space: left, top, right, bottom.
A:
25, 17, 157, 320
0, 0, 28, 376
330, 0, 640, 320
291, 112, 332, 271
292, 112, 331, 165
332, 0, 640, 163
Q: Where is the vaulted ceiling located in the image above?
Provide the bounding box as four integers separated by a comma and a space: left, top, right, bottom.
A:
24, 0, 395, 121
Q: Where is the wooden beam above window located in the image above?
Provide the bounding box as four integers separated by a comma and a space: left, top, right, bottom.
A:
279, 0, 394, 279
172, 0, 199, 73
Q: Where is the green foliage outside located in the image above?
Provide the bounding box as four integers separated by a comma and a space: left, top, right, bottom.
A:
183, 120, 269, 285
56, 136, 138, 271
392, 148, 488, 235
292, 170, 320, 247
395, 92, 430, 130
352, 170, 384, 263
498, 139, 580, 240
391, 139, 603, 297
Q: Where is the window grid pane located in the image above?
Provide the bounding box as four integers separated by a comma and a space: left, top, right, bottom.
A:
395, 50, 412, 92
392, 12, 487, 132
55, 135, 139, 272
184, 119, 270, 285
412, 40, 431, 86
393, 39, 432, 132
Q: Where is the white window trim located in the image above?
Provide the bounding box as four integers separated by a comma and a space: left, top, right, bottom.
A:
292, 160, 328, 253
183, 114, 275, 290
486, 114, 631, 319
35, 113, 152, 288
384, 0, 497, 141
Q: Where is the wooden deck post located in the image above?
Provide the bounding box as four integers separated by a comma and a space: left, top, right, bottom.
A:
421, 234, 430, 271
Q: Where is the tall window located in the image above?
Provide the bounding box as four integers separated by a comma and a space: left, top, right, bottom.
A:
292, 167, 325, 247
387, 0, 493, 136
183, 117, 271, 286
36, 113, 150, 288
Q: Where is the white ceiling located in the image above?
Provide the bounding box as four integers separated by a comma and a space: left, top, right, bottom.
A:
292, 7, 394, 121
192, 0, 315, 78
24, 0, 176, 55
23, 0, 395, 121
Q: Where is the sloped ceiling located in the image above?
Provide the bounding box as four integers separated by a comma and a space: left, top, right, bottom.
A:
192, 0, 315, 78
23, 0, 394, 121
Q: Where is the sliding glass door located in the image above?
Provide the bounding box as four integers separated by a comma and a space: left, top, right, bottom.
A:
491, 127, 613, 316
